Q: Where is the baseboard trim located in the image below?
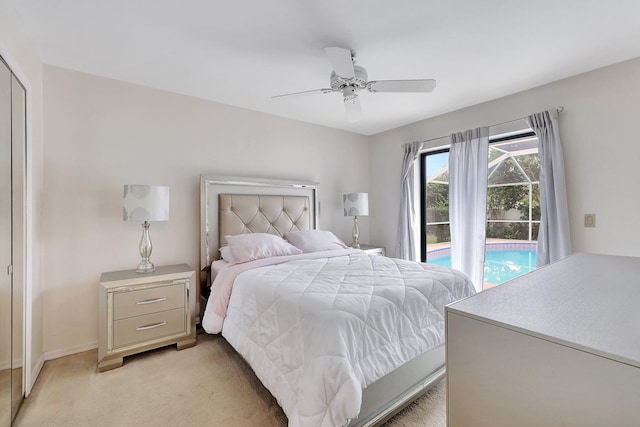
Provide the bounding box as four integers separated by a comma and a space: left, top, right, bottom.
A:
44, 342, 98, 361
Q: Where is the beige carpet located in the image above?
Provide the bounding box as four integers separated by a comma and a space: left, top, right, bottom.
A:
15, 330, 446, 427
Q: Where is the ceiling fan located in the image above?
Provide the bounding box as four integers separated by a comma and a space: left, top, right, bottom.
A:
272, 47, 436, 122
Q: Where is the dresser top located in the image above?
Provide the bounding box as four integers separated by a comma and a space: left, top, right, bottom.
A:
100, 264, 194, 285
447, 252, 640, 368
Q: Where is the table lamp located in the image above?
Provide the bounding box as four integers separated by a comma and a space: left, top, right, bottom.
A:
343, 192, 369, 249
123, 185, 169, 273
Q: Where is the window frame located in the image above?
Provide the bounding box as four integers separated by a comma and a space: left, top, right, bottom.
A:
420, 147, 450, 262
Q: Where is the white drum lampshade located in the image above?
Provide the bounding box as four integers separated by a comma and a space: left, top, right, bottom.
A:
123, 185, 170, 273
343, 193, 369, 248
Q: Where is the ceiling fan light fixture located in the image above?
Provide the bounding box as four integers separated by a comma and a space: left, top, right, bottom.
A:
344, 93, 362, 123
342, 85, 357, 100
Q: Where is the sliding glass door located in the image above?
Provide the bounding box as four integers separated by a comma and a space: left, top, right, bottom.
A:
484, 135, 539, 288
421, 133, 540, 289
422, 149, 450, 265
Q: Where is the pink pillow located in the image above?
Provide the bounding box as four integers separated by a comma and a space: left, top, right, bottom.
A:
284, 230, 348, 253
225, 233, 302, 263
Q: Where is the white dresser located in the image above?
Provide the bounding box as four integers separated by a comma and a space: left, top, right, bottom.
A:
98, 264, 196, 371
446, 253, 640, 426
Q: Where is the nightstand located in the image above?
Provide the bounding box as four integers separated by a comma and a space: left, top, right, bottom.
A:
359, 244, 386, 256
98, 264, 196, 372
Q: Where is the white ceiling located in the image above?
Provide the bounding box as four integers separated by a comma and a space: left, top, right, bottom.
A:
12, 0, 640, 135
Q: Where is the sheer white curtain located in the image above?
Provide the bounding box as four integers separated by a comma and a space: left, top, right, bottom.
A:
449, 127, 489, 292
526, 109, 571, 267
396, 141, 424, 260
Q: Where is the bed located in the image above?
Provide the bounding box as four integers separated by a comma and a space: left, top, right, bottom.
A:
199, 175, 475, 427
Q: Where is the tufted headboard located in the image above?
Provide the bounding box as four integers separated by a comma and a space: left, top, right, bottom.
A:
218, 194, 311, 247
200, 175, 319, 271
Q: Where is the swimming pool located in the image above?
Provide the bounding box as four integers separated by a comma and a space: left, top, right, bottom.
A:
428, 243, 537, 285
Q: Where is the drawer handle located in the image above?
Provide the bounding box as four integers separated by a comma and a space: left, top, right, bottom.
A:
136, 321, 167, 331
136, 297, 167, 305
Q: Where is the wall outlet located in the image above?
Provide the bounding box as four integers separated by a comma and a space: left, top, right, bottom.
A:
584, 213, 596, 228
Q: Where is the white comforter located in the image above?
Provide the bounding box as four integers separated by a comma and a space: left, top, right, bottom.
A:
208, 251, 474, 427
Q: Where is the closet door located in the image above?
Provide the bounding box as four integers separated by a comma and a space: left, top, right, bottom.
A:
0, 58, 12, 427
10, 73, 25, 422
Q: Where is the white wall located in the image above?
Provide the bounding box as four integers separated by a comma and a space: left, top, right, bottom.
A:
0, 0, 45, 393
42, 65, 370, 356
370, 56, 640, 260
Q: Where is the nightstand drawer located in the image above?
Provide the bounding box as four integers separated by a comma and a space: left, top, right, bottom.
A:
113, 281, 185, 320
113, 308, 185, 348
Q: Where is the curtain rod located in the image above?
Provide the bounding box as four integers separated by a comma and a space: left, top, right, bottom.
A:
410, 106, 564, 146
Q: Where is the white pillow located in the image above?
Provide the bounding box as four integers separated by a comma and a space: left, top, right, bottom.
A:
225, 233, 302, 263
284, 230, 348, 253
219, 245, 236, 263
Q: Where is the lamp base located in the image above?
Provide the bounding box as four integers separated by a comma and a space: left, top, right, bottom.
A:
351, 215, 360, 249
136, 221, 155, 273
136, 261, 155, 274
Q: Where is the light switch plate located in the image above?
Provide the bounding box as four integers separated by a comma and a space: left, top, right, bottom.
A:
584, 213, 596, 228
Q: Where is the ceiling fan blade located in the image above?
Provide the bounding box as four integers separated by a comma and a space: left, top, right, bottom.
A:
344, 95, 362, 123
271, 88, 334, 99
325, 47, 355, 79
367, 79, 436, 93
